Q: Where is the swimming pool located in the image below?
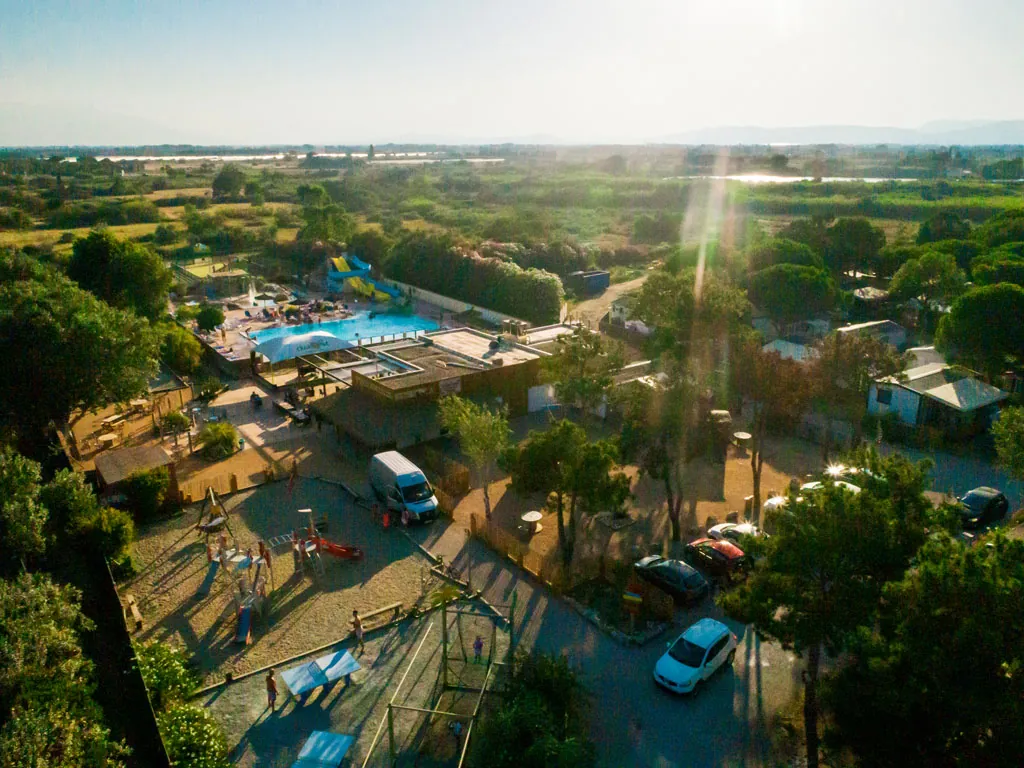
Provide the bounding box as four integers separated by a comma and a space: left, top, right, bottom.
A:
249, 311, 439, 345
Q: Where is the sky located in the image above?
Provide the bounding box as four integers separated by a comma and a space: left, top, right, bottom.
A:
2, 0, 1024, 146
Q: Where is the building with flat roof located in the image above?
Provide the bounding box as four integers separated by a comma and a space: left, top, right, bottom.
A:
312, 326, 575, 449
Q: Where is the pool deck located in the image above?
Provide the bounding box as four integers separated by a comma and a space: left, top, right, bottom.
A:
187, 294, 458, 366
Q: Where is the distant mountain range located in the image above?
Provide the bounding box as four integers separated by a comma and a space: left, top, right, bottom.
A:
658, 121, 1024, 146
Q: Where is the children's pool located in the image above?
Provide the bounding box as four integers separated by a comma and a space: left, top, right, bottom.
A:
249, 312, 439, 345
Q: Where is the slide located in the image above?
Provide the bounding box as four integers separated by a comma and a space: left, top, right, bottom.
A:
330, 255, 395, 302
235, 606, 252, 644
315, 537, 364, 560
196, 560, 219, 597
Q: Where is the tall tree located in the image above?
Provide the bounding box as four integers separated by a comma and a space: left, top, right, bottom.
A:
936, 283, 1024, 381
619, 376, 699, 542
747, 264, 836, 326
823, 535, 1024, 767
0, 573, 128, 767
542, 327, 623, 419
162, 324, 203, 374
504, 421, 629, 566
722, 478, 928, 768
992, 406, 1024, 480
745, 238, 823, 273
211, 164, 246, 199
825, 217, 886, 280
633, 266, 750, 364
812, 332, 909, 458
916, 211, 971, 245
67, 230, 173, 320
888, 249, 965, 316
733, 341, 812, 517
0, 252, 160, 451
0, 447, 47, 574
438, 396, 511, 520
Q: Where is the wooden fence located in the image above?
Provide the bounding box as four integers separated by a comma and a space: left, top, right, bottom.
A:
177, 465, 276, 505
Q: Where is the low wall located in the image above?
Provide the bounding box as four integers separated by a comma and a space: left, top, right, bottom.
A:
380, 278, 540, 328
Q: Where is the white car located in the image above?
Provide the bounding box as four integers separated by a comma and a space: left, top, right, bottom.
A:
800, 480, 861, 495
654, 618, 738, 695
707, 521, 764, 543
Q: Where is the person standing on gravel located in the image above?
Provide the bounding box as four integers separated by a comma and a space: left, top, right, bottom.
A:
352, 609, 365, 653
266, 669, 278, 712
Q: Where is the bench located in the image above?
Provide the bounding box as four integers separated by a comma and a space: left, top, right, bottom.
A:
274, 400, 295, 415
124, 593, 143, 631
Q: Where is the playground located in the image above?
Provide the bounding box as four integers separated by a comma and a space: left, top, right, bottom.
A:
203, 607, 509, 767
124, 478, 439, 685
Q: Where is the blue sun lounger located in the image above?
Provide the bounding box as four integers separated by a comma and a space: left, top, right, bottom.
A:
292, 731, 355, 768
280, 650, 361, 697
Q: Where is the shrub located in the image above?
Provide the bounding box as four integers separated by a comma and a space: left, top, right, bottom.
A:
195, 304, 225, 332
162, 324, 203, 374
160, 410, 192, 441
200, 422, 237, 460
176, 304, 199, 322
153, 224, 182, 245
82, 506, 134, 560
157, 704, 230, 768
135, 642, 199, 712
122, 467, 170, 521
196, 376, 224, 402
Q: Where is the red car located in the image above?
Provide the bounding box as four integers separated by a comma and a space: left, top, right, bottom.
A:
683, 537, 748, 583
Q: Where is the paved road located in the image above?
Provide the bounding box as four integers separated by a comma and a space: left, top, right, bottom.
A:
411, 524, 801, 768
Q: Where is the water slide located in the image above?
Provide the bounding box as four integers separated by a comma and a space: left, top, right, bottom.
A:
330, 256, 399, 302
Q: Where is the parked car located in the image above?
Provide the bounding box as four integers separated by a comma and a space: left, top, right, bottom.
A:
654, 618, 738, 695
369, 451, 438, 524
707, 521, 765, 544
633, 555, 709, 604
799, 480, 861, 495
684, 538, 748, 582
957, 487, 1009, 529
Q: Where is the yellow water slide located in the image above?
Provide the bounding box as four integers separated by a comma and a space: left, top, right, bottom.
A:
332, 256, 390, 301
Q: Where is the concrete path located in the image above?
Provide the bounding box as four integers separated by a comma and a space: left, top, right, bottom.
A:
408, 520, 801, 768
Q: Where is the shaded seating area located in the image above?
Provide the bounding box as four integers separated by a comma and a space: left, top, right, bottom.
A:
281, 650, 362, 698
292, 731, 355, 768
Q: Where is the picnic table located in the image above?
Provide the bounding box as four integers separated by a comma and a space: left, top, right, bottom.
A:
292, 731, 355, 768
98, 433, 118, 449
280, 650, 361, 697
101, 413, 126, 427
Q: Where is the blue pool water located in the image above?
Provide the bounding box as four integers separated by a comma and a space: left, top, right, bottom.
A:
249, 311, 439, 344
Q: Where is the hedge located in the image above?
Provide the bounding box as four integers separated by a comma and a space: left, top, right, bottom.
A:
384, 233, 563, 324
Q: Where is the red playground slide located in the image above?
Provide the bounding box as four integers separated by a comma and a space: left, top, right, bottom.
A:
311, 536, 364, 560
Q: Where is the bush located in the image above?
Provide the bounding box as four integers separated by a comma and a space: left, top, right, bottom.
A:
122, 467, 170, 521
200, 422, 237, 460
157, 704, 230, 768
135, 642, 199, 712
195, 304, 225, 332
83, 506, 134, 560
176, 304, 199, 322
153, 224, 182, 245
196, 376, 224, 402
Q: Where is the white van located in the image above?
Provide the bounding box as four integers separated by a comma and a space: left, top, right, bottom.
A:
369, 451, 438, 524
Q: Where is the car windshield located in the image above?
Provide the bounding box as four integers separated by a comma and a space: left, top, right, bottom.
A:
960, 491, 989, 510
402, 482, 433, 503
668, 637, 707, 668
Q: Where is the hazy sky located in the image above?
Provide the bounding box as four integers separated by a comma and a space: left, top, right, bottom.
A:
2, 0, 1023, 145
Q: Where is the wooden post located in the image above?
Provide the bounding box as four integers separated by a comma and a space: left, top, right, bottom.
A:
387, 703, 396, 767
441, 601, 449, 690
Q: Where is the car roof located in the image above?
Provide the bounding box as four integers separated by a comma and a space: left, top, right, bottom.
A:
681, 618, 729, 647
691, 537, 745, 558
964, 486, 1001, 499
635, 554, 665, 568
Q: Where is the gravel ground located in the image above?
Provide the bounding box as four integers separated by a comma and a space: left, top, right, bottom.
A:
126, 478, 438, 685
202, 608, 509, 767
